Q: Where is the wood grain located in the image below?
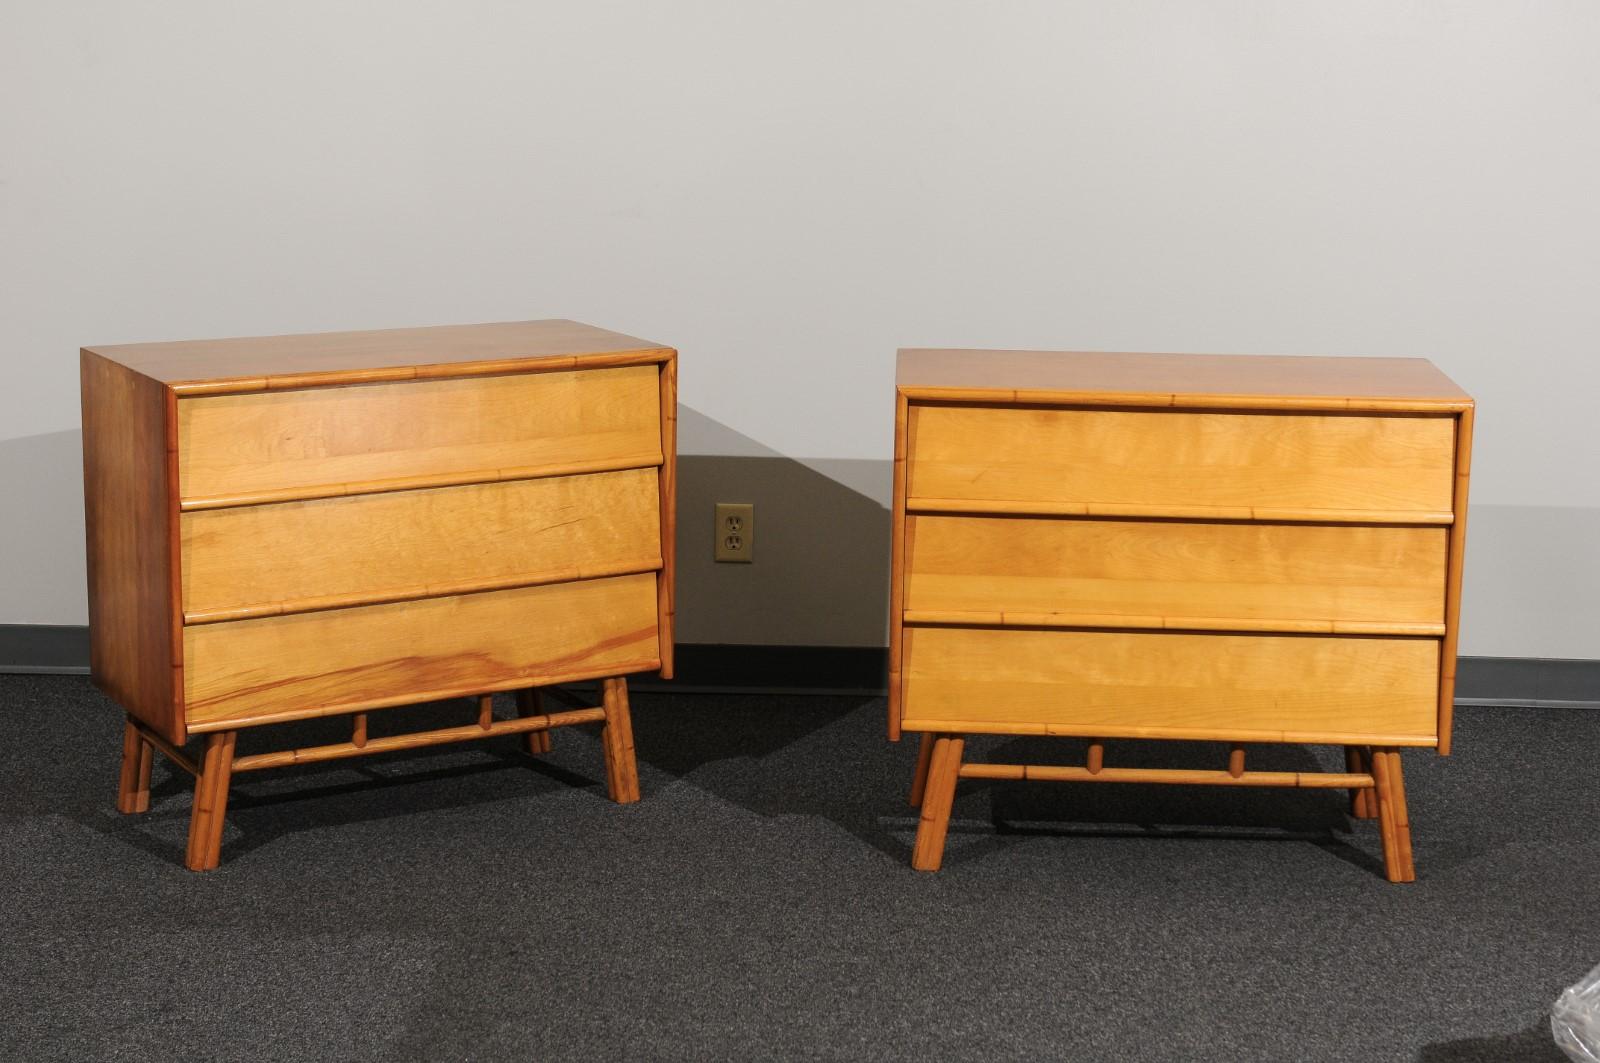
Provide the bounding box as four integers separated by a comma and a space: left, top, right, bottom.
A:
1437, 405, 1474, 755
656, 354, 677, 679
897, 349, 1472, 409
902, 626, 1440, 740
906, 514, 1447, 630
959, 763, 1374, 789
184, 573, 660, 729
177, 364, 662, 506
81, 350, 185, 745
911, 735, 964, 872
887, 391, 911, 740
84, 318, 671, 394
907, 405, 1456, 515
181, 468, 661, 622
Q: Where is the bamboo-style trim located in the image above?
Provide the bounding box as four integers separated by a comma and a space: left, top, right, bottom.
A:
167, 348, 675, 396
1384, 749, 1416, 879
886, 391, 911, 742
186, 656, 662, 732
182, 556, 666, 625
904, 497, 1454, 525
179, 453, 666, 512
1228, 744, 1246, 778
164, 385, 188, 744
1369, 747, 1407, 882
958, 763, 1374, 789
908, 732, 934, 807
896, 386, 1474, 413
911, 735, 965, 872
656, 354, 677, 679
1437, 404, 1473, 756
116, 719, 154, 814
900, 719, 1440, 747
230, 707, 607, 772
900, 610, 1446, 637
599, 677, 641, 804
513, 689, 553, 754
1086, 741, 1105, 775
129, 718, 201, 776
185, 730, 236, 871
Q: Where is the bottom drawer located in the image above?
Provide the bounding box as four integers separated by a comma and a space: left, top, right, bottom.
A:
901, 625, 1439, 743
185, 573, 660, 729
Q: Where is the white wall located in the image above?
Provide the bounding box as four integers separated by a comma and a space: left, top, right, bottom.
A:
3, 2, 1596, 656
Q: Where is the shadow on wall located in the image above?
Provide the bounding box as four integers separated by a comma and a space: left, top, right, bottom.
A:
1, 429, 87, 626
676, 406, 891, 648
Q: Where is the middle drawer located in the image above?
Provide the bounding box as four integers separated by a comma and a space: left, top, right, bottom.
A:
181, 467, 662, 623
905, 514, 1447, 632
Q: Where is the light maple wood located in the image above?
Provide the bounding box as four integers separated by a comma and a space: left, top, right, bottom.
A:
514, 689, 553, 755
1438, 405, 1474, 755
86, 321, 676, 870
887, 392, 910, 741
902, 626, 1439, 739
230, 707, 607, 772
177, 364, 662, 507
911, 735, 964, 872
908, 404, 1456, 515
907, 515, 1447, 630
1228, 745, 1246, 778
896, 349, 1473, 409
116, 719, 154, 814
81, 351, 185, 745
1086, 741, 1105, 775
184, 731, 236, 872
908, 732, 934, 807
600, 678, 641, 805
181, 468, 662, 622
185, 573, 660, 729
85, 318, 671, 395
656, 355, 678, 678
1370, 747, 1416, 883
1344, 747, 1377, 818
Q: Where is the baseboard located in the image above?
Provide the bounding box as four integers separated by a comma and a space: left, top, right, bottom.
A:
3, 624, 1595, 707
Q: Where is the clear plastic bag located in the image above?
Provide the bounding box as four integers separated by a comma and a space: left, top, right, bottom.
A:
1554, 962, 1600, 1063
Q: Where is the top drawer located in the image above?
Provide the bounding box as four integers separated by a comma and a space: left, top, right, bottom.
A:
906, 404, 1456, 518
177, 364, 663, 507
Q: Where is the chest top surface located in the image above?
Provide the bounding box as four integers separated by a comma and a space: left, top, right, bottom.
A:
84, 319, 672, 395
897, 349, 1471, 410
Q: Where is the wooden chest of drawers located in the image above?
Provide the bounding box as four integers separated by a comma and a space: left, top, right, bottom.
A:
82, 319, 676, 870
890, 349, 1473, 881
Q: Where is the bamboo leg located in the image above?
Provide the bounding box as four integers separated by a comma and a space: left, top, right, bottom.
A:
514, 689, 552, 755
477, 694, 494, 730
600, 678, 640, 805
908, 732, 935, 807
115, 718, 153, 814
1381, 749, 1415, 881
184, 731, 237, 872
1346, 746, 1377, 819
911, 735, 964, 872
1370, 747, 1414, 884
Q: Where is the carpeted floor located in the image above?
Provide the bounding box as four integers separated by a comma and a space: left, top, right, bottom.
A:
2, 674, 1596, 1062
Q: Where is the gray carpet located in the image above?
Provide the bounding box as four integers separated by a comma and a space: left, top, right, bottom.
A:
2, 674, 1596, 1062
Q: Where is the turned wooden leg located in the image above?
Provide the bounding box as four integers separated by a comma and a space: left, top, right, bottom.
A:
514, 689, 553, 755
599, 678, 640, 805
116, 718, 153, 814
911, 735, 964, 872
1370, 747, 1415, 883
1346, 746, 1377, 820
185, 731, 238, 872
908, 732, 934, 807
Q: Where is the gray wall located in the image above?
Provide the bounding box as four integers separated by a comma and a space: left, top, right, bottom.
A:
3, 3, 1597, 657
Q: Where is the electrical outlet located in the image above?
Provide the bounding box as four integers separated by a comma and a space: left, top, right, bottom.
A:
714, 503, 754, 563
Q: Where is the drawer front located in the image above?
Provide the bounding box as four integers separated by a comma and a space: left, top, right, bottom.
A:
181, 468, 661, 622
184, 572, 660, 728
905, 515, 1447, 629
901, 626, 1439, 741
178, 364, 662, 506
907, 404, 1455, 515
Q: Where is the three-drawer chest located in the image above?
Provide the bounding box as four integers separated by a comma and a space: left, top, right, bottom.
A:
890, 349, 1473, 881
82, 319, 676, 870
